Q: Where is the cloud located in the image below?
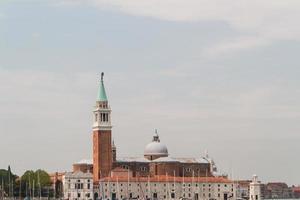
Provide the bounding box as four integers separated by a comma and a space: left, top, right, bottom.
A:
57, 0, 300, 55
204, 36, 271, 57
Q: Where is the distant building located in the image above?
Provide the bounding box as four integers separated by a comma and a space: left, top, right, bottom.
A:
292, 186, 300, 198
73, 159, 93, 174
49, 171, 65, 185
98, 176, 235, 200
49, 171, 65, 197
63, 171, 93, 200
249, 175, 262, 200
70, 73, 237, 200
262, 182, 293, 199
92, 73, 218, 183
236, 180, 251, 199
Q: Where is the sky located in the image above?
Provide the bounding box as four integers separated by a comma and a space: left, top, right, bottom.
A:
0, 0, 300, 185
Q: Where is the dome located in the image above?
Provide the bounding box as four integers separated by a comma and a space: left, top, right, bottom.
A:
144, 133, 168, 157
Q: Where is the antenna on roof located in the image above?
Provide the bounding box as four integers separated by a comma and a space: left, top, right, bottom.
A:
155, 129, 158, 136
101, 72, 104, 81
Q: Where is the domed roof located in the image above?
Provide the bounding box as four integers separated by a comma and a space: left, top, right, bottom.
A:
144, 132, 168, 156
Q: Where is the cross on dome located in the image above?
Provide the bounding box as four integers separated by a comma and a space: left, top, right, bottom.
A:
153, 129, 160, 142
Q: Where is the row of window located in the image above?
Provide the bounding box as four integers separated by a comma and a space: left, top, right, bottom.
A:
95, 113, 109, 122
67, 193, 92, 198
74, 183, 91, 189
67, 179, 91, 182
121, 165, 147, 171
102, 192, 233, 199
120, 166, 208, 173
105, 183, 233, 188
184, 168, 208, 173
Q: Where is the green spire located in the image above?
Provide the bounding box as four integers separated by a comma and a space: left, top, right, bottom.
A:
97, 72, 108, 101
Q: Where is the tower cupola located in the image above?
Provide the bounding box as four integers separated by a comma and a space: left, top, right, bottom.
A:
93, 72, 112, 131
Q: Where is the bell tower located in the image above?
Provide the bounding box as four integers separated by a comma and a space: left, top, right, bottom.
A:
93, 72, 112, 182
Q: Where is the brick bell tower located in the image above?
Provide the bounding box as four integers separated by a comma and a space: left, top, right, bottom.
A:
93, 72, 112, 182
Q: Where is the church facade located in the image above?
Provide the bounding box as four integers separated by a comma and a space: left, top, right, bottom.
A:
71, 73, 236, 200
92, 74, 219, 182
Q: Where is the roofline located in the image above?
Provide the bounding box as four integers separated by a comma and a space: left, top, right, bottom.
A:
100, 175, 233, 183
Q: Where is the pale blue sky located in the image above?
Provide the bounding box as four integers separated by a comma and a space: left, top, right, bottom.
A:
0, 0, 300, 185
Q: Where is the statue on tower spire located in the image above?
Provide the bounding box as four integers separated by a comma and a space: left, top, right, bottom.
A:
101, 72, 104, 81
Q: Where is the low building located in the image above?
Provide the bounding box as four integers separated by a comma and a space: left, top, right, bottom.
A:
236, 180, 251, 199
49, 171, 66, 197
96, 175, 236, 200
63, 171, 93, 200
73, 159, 93, 173
262, 182, 293, 199
249, 175, 262, 200
292, 186, 300, 198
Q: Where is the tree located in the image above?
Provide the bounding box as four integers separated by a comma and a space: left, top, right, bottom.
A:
0, 166, 18, 197
21, 169, 51, 197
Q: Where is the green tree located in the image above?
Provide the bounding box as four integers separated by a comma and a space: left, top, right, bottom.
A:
20, 169, 51, 197
0, 166, 18, 197
35, 169, 51, 187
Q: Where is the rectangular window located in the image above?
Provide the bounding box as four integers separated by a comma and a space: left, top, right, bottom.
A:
171, 193, 175, 198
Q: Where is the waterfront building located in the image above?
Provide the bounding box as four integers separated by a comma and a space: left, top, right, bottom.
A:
63, 171, 93, 200
249, 175, 262, 200
73, 159, 93, 174
92, 74, 218, 182
49, 171, 65, 197
292, 186, 300, 198
71, 73, 237, 200
236, 180, 251, 199
97, 176, 235, 200
262, 182, 293, 199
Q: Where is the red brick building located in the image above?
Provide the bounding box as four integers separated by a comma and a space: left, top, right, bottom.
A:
92, 73, 220, 184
